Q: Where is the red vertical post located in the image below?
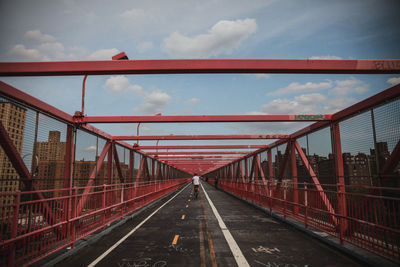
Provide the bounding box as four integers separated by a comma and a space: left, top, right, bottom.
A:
63, 125, 74, 237
268, 149, 274, 211
107, 142, 113, 184
120, 184, 124, 219
304, 183, 308, 229
9, 191, 21, 267
283, 183, 287, 219
291, 141, 299, 215
102, 184, 106, 230
71, 187, 77, 249
331, 122, 347, 244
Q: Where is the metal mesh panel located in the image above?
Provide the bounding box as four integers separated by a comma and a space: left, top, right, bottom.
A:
96, 137, 107, 183
73, 129, 98, 187
133, 152, 141, 180
147, 157, 153, 180
271, 147, 278, 184
0, 97, 35, 205
373, 98, 400, 187
340, 111, 375, 186
296, 136, 311, 184
33, 113, 67, 196
247, 156, 253, 181
114, 144, 126, 183
260, 150, 268, 181
308, 126, 334, 185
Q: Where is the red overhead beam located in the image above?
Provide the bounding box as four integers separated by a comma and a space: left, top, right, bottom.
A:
137, 145, 267, 150
1, 59, 400, 76
146, 151, 248, 155
78, 114, 332, 123
116, 134, 288, 141
156, 156, 241, 159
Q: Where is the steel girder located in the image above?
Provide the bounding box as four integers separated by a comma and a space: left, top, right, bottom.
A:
115, 134, 289, 141
78, 114, 332, 123
1, 59, 400, 76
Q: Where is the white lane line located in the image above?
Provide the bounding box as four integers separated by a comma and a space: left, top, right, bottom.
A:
88, 183, 190, 267
200, 183, 250, 267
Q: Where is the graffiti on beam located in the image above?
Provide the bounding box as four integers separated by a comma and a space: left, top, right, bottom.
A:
294, 114, 329, 121
373, 60, 400, 70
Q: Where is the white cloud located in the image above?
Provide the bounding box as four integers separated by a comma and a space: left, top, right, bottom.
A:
254, 74, 270, 79
136, 41, 154, 53
309, 55, 342, 59
104, 75, 131, 92
271, 80, 332, 95
37, 42, 66, 59
387, 77, 400, 86
104, 75, 171, 115
185, 98, 199, 105
163, 18, 257, 58
261, 93, 327, 114
120, 8, 152, 22
83, 145, 97, 152
331, 77, 368, 95
135, 90, 171, 115
24, 30, 56, 42
89, 48, 120, 60
7, 44, 42, 60
246, 111, 268, 115
253, 77, 369, 120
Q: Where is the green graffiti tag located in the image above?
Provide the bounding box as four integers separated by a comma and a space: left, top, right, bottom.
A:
294, 114, 329, 121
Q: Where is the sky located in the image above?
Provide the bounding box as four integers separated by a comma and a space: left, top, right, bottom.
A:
1, 0, 400, 168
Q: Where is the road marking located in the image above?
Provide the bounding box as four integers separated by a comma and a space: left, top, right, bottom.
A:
200, 197, 217, 267
199, 221, 206, 267
172, 235, 179, 245
87, 183, 190, 267
200, 183, 250, 267
181, 215, 185, 220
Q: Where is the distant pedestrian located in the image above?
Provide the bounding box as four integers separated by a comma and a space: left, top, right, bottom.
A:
215, 177, 218, 190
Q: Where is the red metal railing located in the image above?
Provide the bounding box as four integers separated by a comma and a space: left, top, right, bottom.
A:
0, 179, 189, 266
214, 180, 400, 263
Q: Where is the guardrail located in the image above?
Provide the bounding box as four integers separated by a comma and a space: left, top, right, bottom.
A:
0, 179, 189, 266
212, 180, 400, 264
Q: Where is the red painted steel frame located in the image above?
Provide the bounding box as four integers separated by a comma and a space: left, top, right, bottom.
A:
157, 156, 241, 159
116, 134, 289, 141
137, 145, 268, 150
381, 140, 400, 175
76, 142, 111, 215
294, 141, 338, 226
1, 59, 400, 76
80, 114, 332, 123
146, 151, 248, 155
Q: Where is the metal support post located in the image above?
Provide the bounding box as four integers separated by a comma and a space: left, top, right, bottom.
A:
291, 141, 299, 215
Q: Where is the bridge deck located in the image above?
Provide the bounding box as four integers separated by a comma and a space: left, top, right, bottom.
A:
54, 182, 362, 267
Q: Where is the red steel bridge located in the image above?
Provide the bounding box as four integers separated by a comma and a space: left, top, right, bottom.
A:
0, 57, 399, 266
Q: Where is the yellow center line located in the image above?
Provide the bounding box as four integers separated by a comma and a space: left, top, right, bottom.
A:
201, 197, 217, 267
199, 221, 206, 267
181, 215, 185, 220
172, 235, 179, 245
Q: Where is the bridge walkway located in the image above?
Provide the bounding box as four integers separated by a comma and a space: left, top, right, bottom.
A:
54, 182, 362, 267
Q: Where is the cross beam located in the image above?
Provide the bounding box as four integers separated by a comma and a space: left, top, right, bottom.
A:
77, 114, 332, 123
146, 151, 248, 155
1, 59, 399, 76
137, 145, 268, 150
116, 134, 288, 141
